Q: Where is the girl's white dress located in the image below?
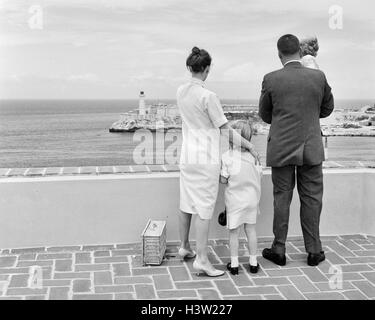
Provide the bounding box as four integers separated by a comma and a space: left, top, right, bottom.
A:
177, 78, 228, 220
221, 149, 262, 229
301, 54, 319, 69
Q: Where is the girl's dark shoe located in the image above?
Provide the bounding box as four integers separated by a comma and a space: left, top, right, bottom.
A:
249, 263, 260, 274
226, 262, 239, 275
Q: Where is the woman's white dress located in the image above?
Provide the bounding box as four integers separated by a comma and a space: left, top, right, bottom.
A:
177, 78, 228, 220
221, 149, 262, 229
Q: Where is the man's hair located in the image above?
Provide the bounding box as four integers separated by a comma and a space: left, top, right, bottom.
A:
277, 34, 300, 56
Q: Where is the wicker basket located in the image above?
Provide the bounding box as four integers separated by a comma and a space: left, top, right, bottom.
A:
141, 219, 167, 266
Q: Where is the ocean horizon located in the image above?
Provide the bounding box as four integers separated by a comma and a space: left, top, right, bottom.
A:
0, 98, 374, 168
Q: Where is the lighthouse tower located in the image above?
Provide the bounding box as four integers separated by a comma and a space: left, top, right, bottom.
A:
139, 91, 146, 117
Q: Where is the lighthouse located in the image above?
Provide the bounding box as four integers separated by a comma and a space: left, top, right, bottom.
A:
139, 91, 146, 117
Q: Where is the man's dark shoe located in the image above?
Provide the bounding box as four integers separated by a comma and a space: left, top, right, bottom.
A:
262, 248, 286, 266
307, 251, 325, 266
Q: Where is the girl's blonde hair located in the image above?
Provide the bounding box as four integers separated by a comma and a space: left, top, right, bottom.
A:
229, 120, 253, 148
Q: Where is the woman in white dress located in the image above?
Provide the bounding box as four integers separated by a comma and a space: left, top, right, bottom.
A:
177, 47, 260, 277
300, 36, 319, 70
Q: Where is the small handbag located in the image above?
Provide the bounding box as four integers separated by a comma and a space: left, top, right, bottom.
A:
218, 208, 227, 226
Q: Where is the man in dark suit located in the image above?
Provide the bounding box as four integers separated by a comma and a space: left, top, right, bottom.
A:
259, 34, 334, 266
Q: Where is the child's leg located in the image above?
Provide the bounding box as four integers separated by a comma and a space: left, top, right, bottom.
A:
244, 223, 258, 266
229, 227, 241, 268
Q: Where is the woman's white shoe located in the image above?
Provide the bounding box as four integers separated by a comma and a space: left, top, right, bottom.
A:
178, 248, 196, 261
193, 260, 225, 277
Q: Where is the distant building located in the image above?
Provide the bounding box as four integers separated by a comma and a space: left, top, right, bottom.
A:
139, 91, 146, 117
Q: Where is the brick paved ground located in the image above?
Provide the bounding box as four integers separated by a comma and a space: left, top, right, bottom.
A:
0, 234, 374, 300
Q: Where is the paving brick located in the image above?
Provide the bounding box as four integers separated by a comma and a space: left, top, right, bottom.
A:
116, 243, 141, 250
42, 280, 71, 287
325, 241, 355, 257
277, 285, 305, 300
94, 272, 112, 285
47, 246, 81, 252
289, 275, 318, 293
93, 250, 111, 257
341, 264, 372, 273
300, 267, 327, 282
340, 234, 366, 240
54, 272, 90, 279
346, 257, 375, 264
75, 264, 110, 272
6, 288, 47, 296
0, 256, 17, 268
157, 290, 197, 299
98, 166, 115, 174
135, 284, 156, 299
175, 280, 213, 289
351, 281, 375, 298
75, 252, 91, 264
49, 287, 70, 300
325, 252, 348, 265
95, 285, 133, 293
303, 292, 346, 300
55, 260, 72, 272
8, 274, 29, 288
17, 260, 53, 267
73, 294, 113, 300
353, 250, 375, 257
287, 253, 306, 261
338, 240, 363, 251
115, 276, 152, 285
153, 275, 173, 290
169, 266, 190, 281
314, 281, 354, 291
82, 245, 114, 251
342, 290, 368, 300
114, 293, 134, 300
113, 263, 130, 277
214, 279, 239, 295
361, 272, 375, 285
73, 279, 91, 293
341, 272, 365, 281
239, 286, 278, 295
95, 256, 128, 264
362, 245, 375, 250
18, 253, 37, 261
0, 267, 31, 274
197, 289, 221, 300
252, 277, 290, 286
265, 268, 302, 277
112, 249, 141, 256
213, 245, 230, 257
132, 267, 168, 276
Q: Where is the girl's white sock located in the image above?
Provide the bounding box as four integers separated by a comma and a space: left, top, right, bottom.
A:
231, 256, 239, 268
249, 255, 258, 266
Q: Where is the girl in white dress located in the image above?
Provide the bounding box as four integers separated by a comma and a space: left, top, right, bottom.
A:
300, 36, 319, 70
220, 120, 262, 275
177, 47, 260, 277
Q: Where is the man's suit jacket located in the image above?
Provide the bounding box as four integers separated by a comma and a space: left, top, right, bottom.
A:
259, 61, 334, 167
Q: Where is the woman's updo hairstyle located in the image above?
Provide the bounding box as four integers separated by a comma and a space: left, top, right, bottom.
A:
186, 46, 212, 73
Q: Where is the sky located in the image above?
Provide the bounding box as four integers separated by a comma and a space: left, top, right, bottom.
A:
0, 0, 374, 100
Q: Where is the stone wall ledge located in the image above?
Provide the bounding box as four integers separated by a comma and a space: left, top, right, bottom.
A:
0, 161, 374, 178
